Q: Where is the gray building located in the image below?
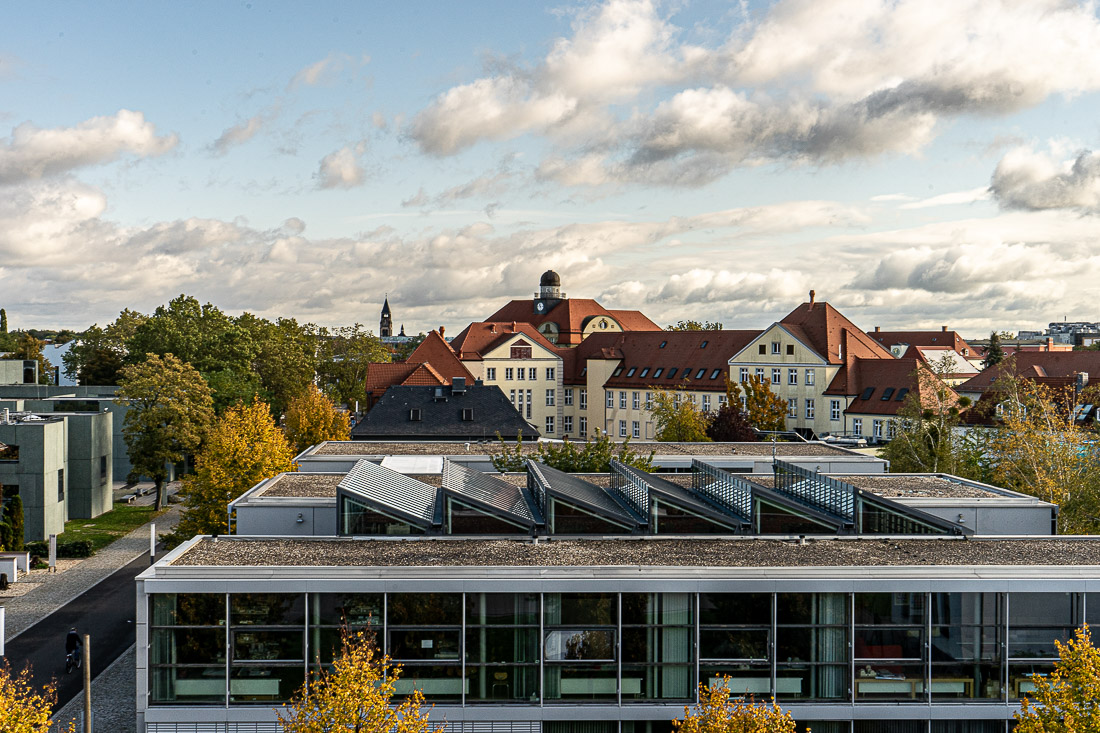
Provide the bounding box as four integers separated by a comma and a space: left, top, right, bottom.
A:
0, 359, 37, 386
0, 413, 68, 542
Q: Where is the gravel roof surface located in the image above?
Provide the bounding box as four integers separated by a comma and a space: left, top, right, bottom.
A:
751, 474, 1000, 499
257, 473, 344, 497
311, 441, 855, 457
173, 537, 1100, 568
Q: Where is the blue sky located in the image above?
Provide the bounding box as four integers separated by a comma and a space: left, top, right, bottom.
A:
4, 0, 1100, 337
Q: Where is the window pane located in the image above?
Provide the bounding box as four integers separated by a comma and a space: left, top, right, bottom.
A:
775, 664, 849, 700
153, 593, 226, 627
466, 593, 539, 626
465, 664, 540, 702
152, 628, 226, 665
622, 592, 692, 626
621, 664, 693, 700
777, 627, 847, 664
550, 593, 617, 626
854, 628, 923, 660
777, 593, 849, 625
545, 663, 618, 701
1009, 662, 1055, 700
1011, 592, 1078, 626
393, 665, 465, 701
700, 629, 769, 661
855, 592, 925, 625
389, 629, 461, 660
465, 628, 538, 664
387, 593, 462, 626
544, 630, 616, 661
151, 666, 226, 704
701, 666, 772, 697
622, 627, 692, 665
229, 665, 304, 704
700, 593, 770, 626
931, 592, 1000, 626
854, 664, 927, 700
230, 594, 304, 626
232, 630, 303, 661
311, 593, 382, 627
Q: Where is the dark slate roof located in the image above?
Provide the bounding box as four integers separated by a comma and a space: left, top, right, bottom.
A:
528, 462, 645, 527
352, 383, 540, 441
338, 459, 438, 528
441, 460, 543, 527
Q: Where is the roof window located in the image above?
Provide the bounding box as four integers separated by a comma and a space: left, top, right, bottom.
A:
700, 340, 708, 348
659, 341, 668, 348
881, 387, 895, 400
653, 368, 663, 378
613, 367, 623, 377
639, 368, 649, 378
895, 388, 909, 401
696, 368, 706, 379
860, 387, 874, 400
710, 369, 721, 379
626, 367, 636, 377
666, 368, 678, 379
409, 408, 422, 422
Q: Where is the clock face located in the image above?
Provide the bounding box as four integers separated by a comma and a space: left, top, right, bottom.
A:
536, 301, 545, 312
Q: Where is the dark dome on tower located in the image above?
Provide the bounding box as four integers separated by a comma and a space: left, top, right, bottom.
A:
540, 269, 561, 287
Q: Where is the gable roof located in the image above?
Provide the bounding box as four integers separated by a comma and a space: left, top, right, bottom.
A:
484, 298, 660, 346
957, 351, 1100, 394
780, 301, 893, 365
405, 330, 475, 382
575, 330, 759, 391
351, 384, 540, 441
364, 363, 431, 393
839, 357, 958, 417
448, 321, 561, 359
902, 345, 979, 377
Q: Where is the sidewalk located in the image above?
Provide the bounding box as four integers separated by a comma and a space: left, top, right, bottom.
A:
49, 644, 137, 733
3, 503, 181, 642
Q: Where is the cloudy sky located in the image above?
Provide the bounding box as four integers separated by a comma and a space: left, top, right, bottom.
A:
4, 0, 1100, 337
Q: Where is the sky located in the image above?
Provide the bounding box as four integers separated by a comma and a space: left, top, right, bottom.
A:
4, 0, 1100, 339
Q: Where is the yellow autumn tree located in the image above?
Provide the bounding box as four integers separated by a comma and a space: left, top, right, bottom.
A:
727, 376, 786, 433
0, 662, 69, 733
279, 628, 442, 733
170, 399, 296, 544
284, 384, 351, 453
651, 386, 711, 442
1016, 625, 1100, 731
673, 679, 800, 732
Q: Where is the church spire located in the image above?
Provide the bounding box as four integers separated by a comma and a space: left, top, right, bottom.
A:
380, 295, 393, 337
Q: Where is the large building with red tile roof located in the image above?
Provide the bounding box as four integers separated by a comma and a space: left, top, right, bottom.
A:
362, 330, 475, 410
868, 326, 977, 361
955, 350, 1100, 400
483, 270, 660, 346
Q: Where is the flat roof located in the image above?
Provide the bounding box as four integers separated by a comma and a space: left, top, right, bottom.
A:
170, 536, 1100, 568
255, 473, 344, 498
309, 441, 861, 458
751, 474, 1005, 499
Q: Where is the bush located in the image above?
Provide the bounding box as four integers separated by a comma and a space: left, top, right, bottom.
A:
24, 539, 93, 558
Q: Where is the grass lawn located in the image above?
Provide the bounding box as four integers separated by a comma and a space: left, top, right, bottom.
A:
62, 504, 168, 554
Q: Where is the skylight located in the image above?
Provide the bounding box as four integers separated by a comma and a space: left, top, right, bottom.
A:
895, 388, 909, 401
659, 341, 667, 348
881, 387, 895, 400
640, 368, 649, 377
710, 369, 721, 379
700, 341, 708, 348
626, 367, 636, 377
861, 387, 874, 400
653, 368, 663, 378
667, 368, 678, 379
696, 369, 706, 379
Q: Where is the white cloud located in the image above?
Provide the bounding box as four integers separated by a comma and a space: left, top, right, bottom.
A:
0, 110, 178, 185
288, 53, 355, 89
991, 146, 1100, 212
210, 114, 266, 155
900, 187, 991, 210
316, 143, 367, 189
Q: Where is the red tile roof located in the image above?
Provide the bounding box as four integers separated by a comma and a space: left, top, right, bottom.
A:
780, 301, 893, 365
364, 363, 421, 393
956, 351, 1100, 393
448, 321, 561, 359
868, 329, 975, 356
568, 330, 759, 391
405, 330, 475, 382
841, 357, 957, 417
401, 363, 448, 386
483, 298, 659, 346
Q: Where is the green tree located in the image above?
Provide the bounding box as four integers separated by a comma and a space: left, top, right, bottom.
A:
982, 331, 1006, 369
170, 399, 295, 545
116, 354, 215, 510
62, 324, 126, 385
394, 332, 427, 362
727, 376, 786, 433
879, 355, 976, 476
284, 385, 351, 453
673, 678, 799, 732
651, 387, 711, 442
666, 320, 723, 331
0, 308, 6, 333
1, 333, 53, 384
1016, 624, 1100, 731
315, 325, 391, 408
279, 628, 441, 733
491, 432, 654, 473
243, 316, 317, 417
6, 494, 24, 551
127, 295, 253, 374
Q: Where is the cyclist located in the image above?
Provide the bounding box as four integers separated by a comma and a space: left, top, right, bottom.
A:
65, 628, 82, 671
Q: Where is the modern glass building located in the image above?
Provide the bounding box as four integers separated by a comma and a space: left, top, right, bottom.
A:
136, 535, 1100, 733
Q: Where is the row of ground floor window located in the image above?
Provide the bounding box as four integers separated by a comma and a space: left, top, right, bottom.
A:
148, 589, 1089, 707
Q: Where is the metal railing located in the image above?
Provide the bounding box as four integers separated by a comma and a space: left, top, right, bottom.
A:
690, 459, 753, 523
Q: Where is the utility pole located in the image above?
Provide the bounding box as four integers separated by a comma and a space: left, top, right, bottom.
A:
82, 634, 91, 733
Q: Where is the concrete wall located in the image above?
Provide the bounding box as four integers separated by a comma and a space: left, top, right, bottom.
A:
894, 499, 1056, 536
0, 419, 68, 542
0, 360, 35, 386
234, 500, 337, 536
59, 411, 113, 518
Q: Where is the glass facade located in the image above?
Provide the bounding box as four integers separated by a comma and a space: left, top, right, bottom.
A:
148, 589, 1092, 721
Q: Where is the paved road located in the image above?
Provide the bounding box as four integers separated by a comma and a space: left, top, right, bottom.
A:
5, 552, 148, 709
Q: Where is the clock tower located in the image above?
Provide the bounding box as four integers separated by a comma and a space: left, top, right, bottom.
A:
533, 269, 564, 314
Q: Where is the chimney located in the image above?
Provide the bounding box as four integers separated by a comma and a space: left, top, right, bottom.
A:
439, 326, 445, 339
874, 326, 880, 333
941, 326, 948, 332
1046, 337, 1054, 350
808, 290, 816, 309
490, 324, 497, 333
511, 321, 517, 332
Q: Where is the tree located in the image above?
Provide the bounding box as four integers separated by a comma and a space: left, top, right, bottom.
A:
982, 331, 1006, 369
706, 402, 757, 442
0, 661, 68, 733
987, 376, 1100, 533
394, 332, 427, 362
244, 316, 317, 417
1, 333, 53, 385
6, 494, 24, 551
116, 354, 215, 510
727, 376, 786, 433
667, 320, 723, 331
1016, 624, 1100, 731
651, 387, 711, 442
315, 325, 391, 408
284, 385, 350, 453
673, 678, 799, 733
491, 432, 655, 473
879, 355, 977, 477
170, 399, 295, 544
279, 628, 442, 733
0, 308, 6, 333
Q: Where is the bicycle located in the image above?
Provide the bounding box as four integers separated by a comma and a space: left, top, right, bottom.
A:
65, 648, 82, 674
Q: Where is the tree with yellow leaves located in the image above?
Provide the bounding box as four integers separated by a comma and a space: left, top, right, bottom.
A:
726, 376, 786, 433
0, 662, 68, 733
170, 399, 296, 545
673, 679, 800, 732
279, 628, 442, 733
650, 386, 711, 442
1016, 624, 1100, 731
284, 384, 350, 453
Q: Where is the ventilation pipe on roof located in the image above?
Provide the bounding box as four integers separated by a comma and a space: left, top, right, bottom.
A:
439, 326, 445, 338
511, 321, 517, 332
874, 326, 880, 332
808, 290, 816, 309
942, 325, 948, 332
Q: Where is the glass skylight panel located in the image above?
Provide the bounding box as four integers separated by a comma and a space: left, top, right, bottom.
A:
626, 367, 636, 377
640, 368, 650, 377
667, 368, 678, 379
